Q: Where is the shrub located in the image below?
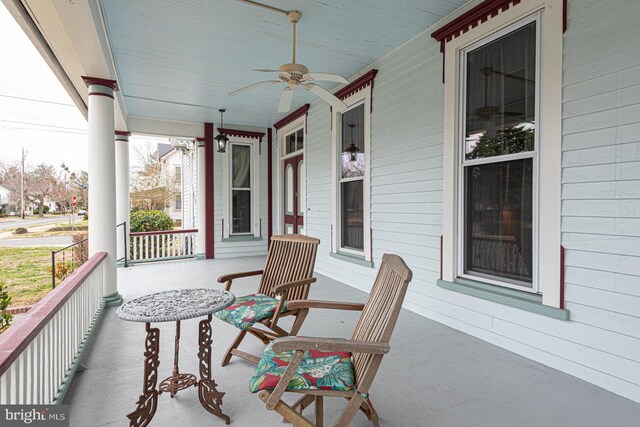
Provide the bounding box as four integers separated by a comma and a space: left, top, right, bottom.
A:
83, 212, 88, 221
72, 232, 89, 266
13, 227, 28, 235
53, 260, 77, 281
48, 225, 88, 232
0, 283, 13, 332
130, 210, 173, 233
42, 205, 50, 213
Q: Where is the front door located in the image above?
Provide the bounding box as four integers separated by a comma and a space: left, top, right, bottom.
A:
283, 154, 304, 234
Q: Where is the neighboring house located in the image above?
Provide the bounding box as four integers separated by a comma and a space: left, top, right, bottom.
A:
0, 185, 10, 214
179, 141, 197, 231
157, 144, 183, 223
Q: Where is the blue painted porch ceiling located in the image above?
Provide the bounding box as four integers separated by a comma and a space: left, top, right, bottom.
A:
100, 0, 465, 127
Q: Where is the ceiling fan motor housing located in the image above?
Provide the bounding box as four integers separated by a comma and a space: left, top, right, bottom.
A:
279, 63, 309, 78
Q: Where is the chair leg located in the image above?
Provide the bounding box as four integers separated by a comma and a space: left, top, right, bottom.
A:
259, 391, 315, 427
289, 309, 309, 336
248, 327, 273, 345
315, 396, 323, 427
360, 399, 379, 427
335, 394, 365, 427
221, 329, 247, 367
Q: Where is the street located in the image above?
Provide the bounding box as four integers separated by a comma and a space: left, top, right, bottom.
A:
0, 236, 72, 247
0, 216, 72, 231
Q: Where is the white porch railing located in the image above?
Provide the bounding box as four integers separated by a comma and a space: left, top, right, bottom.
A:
129, 229, 197, 264
0, 252, 107, 404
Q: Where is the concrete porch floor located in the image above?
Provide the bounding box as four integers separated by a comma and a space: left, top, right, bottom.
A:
64, 257, 640, 426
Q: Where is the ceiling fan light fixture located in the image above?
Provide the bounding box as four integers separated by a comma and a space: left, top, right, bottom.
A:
346, 124, 359, 161
215, 108, 229, 153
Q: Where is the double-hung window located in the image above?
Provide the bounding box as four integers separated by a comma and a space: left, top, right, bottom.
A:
230, 143, 253, 235
331, 80, 374, 265
222, 133, 262, 240
460, 17, 538, 291
440, 0, 563, 309
339, 103, 366, 252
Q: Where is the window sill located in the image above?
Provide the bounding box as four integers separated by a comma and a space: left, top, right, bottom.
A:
330, 251, 374, 268
437, 277, 569, 320
221, 235, 263, 242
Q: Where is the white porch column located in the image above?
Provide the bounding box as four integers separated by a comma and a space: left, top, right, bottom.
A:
115, 131, 130, 264
83, 76, 122, 306
195, 138, 207, 258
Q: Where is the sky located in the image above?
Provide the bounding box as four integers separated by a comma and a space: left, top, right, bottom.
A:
0, 5, 165, 173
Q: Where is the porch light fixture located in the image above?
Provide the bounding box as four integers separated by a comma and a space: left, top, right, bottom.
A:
214, 109, 229, 153
346, 124, 359, 161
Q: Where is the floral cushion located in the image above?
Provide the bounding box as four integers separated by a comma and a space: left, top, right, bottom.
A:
213, 294, 286, 330
249, 340, 356, 393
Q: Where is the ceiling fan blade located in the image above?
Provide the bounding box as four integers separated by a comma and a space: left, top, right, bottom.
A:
305, 72, 349, 84
304, 84, 348, 112
278, 88, 295, 113
254, 69, 286, 73
229, 80, 281, 96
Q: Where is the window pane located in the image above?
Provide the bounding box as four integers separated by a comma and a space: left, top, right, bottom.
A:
341, 180, 363, 251
341, 104, 365, 178
464, 158, 533, 286
296, 129, 304, 151
232, 145, 251, 188
232, 190, 251, 234
285, 132, 296, 154
465, 22, 536, 160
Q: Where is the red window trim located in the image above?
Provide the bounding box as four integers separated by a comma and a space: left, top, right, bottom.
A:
273, 104, 310, 130
334, 69, 378, 101
431, 0, 567, 82
217, 128, 265, 142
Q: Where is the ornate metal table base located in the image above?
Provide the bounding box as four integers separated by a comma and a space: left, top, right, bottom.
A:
127, 323, 160, 427
127, 316, 230, 426
158, 321, 197, 397
198, 315, 231, 424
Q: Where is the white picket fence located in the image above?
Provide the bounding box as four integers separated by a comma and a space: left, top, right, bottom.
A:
0, 252, 107, 404
129, 229, 197, 263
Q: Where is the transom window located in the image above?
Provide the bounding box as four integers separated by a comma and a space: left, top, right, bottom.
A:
231, 143, 252, 234
459, 16, 539, 290
284, 128, 304, 155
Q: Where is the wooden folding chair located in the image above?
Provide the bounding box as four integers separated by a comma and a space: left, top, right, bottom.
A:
214, 234, 320, 367
249, 253, 413, 426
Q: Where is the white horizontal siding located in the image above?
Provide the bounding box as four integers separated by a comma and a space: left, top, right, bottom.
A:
287, 0, 640, 404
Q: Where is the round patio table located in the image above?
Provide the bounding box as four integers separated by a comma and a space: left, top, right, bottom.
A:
116, 288, 235, 426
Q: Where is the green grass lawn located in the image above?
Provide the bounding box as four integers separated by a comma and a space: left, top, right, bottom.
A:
0, 247, 56, 307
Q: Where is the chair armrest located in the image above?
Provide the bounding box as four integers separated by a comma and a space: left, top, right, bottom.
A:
217, 270, 263, 291
285, 300, 365, 311
272, 337, 390, 355
272, 277, 317, 295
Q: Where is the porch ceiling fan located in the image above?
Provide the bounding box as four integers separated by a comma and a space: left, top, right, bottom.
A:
229, 10, 349, 113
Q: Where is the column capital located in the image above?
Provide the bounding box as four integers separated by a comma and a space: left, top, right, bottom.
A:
82, 76, 119, 91
115, 131, 131, 142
